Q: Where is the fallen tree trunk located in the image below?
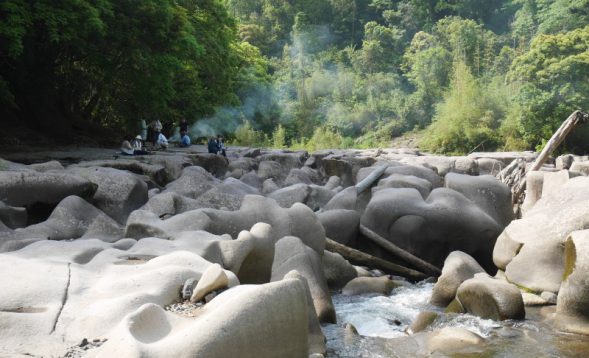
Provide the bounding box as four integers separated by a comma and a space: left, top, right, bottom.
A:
355, 165, 388, 194
512, 110, 589, 204
326, 238, 428, 282
359, 224, 441, 277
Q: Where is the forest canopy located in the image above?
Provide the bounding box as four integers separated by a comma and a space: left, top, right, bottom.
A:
1, 0, 588, 152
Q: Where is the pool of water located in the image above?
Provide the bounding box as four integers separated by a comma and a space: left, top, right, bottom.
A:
324, 281, 589, 357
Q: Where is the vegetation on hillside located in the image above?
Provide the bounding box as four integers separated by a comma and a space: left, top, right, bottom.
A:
1, 0, 588, 152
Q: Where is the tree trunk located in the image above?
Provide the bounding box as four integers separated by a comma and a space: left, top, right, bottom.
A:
325, 238, 428, 282
359, 224, 441, 277
355, 165, 388, 194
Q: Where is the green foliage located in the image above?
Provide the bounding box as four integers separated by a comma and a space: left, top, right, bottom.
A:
420, 61, 507, 154
271, 124, 287, 149
507, 25, 589, 149
289, 126, 347, 152
233, 121, 269, 147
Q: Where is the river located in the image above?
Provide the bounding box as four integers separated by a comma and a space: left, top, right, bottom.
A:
324, 281, 588, 357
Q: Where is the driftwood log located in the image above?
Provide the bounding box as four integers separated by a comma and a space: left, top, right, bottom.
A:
498, 110, 589, 208
359, 224, 441, 277
325, 238, 428, 282
355, 165, 388, 194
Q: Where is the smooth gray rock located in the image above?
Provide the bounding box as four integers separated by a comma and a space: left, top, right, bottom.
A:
0, 171, 96, 207
361, 188, 502, 271
342, 276, 397, 296
268, 184, 309, 208
430, 251, 486, 307
272, 236, 335, 323
163, 166, 218, 199
317, 209, 360, 246
444, 173, 513, 228
0, 201, 27, 229
14, 195, 122, 242
456, 274, 525, 321
322, 250, 357, 290
68, 167, 148, 224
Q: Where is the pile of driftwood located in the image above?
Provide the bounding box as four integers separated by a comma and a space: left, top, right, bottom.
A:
497, 110, 589, 215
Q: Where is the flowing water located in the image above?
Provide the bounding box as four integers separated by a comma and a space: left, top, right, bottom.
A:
324, 282, 589, 357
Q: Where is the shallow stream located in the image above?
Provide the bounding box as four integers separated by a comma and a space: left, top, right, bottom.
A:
324, 282, 588, 357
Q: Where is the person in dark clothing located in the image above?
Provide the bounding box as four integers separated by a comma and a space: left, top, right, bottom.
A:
179, 118, 188, 133
208, 137, 218, 154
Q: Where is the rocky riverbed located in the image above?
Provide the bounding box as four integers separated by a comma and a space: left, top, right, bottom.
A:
0, 145, 588, 357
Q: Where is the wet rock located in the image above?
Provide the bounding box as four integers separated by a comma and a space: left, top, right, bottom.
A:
341, 276, 397, 296
322, 251, 357, 290
407, 311, 439, 334
430, 251, 486, 307
355, 266, 372, 277
317, 209, 360, 246
456, 274, 525, 320
427, 327, 484, 354
522, 292, 550, 306
191, 263, 229, 303
272, 236, 335, 323
494, 177, 589, 293
68, 167, 148, 224
556, 230, 589, 335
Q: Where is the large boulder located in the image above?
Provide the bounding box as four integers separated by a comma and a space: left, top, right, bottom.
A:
189, 153, 229, 177
0, 171, 96, 209
361, 188, 502, 270
68, 167, 148, 224
268, 183, 309, 208
456, 274, 525, 320
521, 171, 545, 214
14, 195, 123, 242
271, 236, 335, 323
97, 278, 311, 358
306, 185, 336, 212
342, 276, 397, 296
71, 159, 168, 186
556, 230, 589, 335
317, 209, 360, 246
257, 160, 284, 181
163, 166, 218, 199
430, 251, 486, 307
494, 177, 589, 293
197, 178, 259, 211
444, 173, 513, 228
322, 250, 357, 290
258, 151, 307, 174
374, 174, 432, 199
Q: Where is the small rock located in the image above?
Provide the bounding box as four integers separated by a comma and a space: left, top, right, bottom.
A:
204, 291, 218, 303
541, 291, 557, 304
79, 338, 88, 347
182, 278, 197, 300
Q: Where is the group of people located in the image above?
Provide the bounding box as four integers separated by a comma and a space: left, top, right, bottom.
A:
208, 135, 226, 157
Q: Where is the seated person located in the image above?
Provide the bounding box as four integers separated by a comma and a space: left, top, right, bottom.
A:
121, 139, 149, 156
156, 132, 168, 149
208, 137, 218, 154
131, 135, 144, 150
179, 130, 191, 147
